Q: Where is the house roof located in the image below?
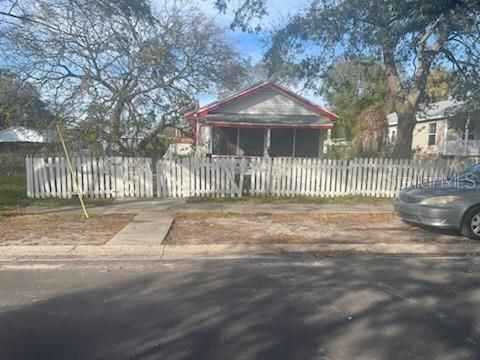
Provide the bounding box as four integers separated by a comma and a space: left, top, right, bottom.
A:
185, 81, 338, 122
387, 99, 464, 126
0, 126, 51, 143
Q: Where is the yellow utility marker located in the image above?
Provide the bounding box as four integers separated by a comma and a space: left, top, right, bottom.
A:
56, 123, 89, 219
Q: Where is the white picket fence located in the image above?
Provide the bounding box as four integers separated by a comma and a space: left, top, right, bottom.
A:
25, 156, 153, 199
25, 156, 477, 199
249, 157, 476, 198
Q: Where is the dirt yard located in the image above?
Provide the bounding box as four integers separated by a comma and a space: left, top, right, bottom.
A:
166, 212, 470, 245
0, 214, 133, 245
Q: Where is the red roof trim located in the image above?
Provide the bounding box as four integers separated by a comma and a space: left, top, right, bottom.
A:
185, 81, 338, 122
204, 121, 333, 129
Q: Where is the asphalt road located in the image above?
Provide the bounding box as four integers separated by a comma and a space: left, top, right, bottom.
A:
1, 255, 480, 359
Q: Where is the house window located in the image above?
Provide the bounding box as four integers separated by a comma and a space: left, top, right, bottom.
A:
390, 130, 396, 143
428, 122, 437, 145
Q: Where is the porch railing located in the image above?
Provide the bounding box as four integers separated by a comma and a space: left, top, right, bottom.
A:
444, 140, 480, 156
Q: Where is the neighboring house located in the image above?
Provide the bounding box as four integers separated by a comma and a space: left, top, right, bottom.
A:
163, 137, 194, 159
387, 99, 480, 157
0, 126, 53, 143
0, 126, 54, 169
185, 81, 338, 158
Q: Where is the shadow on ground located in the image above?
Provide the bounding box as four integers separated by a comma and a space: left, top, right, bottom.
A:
0, 256, 479, 359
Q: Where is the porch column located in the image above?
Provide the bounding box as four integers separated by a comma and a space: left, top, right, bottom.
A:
318, 130, 325, 158
264, 128, 271, 157
443, 120, 448, 156
292, 128, 296, 157
236, 128, 240, 156
323, 128, 332, 154
207, 126, 213, 154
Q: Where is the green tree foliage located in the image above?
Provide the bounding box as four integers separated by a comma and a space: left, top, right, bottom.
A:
426, 66, 453, 102
216, 0, 480, 158
322, 60, 388, 140
0, 71, 55, 130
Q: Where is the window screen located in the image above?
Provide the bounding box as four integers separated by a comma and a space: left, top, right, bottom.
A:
295, 129, 320, 158
239, 128, 265, 156
212, 127, 237, 155
270, 128, 294, 156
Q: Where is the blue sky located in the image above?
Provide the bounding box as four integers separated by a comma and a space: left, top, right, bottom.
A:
163, 0, 328, 108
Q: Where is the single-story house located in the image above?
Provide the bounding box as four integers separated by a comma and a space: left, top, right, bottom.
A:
0, 126, 54, 154
0, 126, 53, 143
185, 81, 338, 158
387, 99, 480, 157
0, 126, 54, 166
163, 137, 195, 159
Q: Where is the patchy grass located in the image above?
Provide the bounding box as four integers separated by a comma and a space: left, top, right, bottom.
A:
186, 195, 393, 206
0, 173, 30, 211
0, 213, 133, 245
166, 212, 465, 245
29, 198, 114, 207
0, 173, 114, 213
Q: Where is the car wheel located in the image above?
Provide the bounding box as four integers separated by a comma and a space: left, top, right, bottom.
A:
462, 206, 480, 240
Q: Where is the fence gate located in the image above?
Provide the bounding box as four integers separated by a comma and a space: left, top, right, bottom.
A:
156, 158, 246, 198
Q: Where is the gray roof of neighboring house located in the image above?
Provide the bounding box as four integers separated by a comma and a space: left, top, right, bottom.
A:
387, 99, 464, 127
0, 126, 53, 143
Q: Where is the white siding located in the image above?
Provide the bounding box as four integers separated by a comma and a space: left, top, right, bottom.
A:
211, 87, 320, 116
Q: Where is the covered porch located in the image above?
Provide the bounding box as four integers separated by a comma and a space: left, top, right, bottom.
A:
209, 125, 329, 158
444, 140, 480, 156
443, 117, 480, 156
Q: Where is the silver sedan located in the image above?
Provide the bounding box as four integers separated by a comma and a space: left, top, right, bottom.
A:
394, 163, 480, 240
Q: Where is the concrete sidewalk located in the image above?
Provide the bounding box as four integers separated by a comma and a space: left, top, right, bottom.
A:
24, 198, 394, 216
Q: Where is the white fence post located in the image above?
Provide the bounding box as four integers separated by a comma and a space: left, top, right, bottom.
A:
25, 156, 33, 198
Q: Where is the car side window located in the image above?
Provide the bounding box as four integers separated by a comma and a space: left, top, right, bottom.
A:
455, 164, 480, 185
466, 165, 480, 184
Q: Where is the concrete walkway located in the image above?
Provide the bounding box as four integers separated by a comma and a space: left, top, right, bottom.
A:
108, 212, 174, 246
25, 198, 394, 216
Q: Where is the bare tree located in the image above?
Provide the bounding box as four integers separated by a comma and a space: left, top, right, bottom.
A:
1, 0, 241, 155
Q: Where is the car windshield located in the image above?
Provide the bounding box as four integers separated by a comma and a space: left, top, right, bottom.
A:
455, 164, 480, 183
